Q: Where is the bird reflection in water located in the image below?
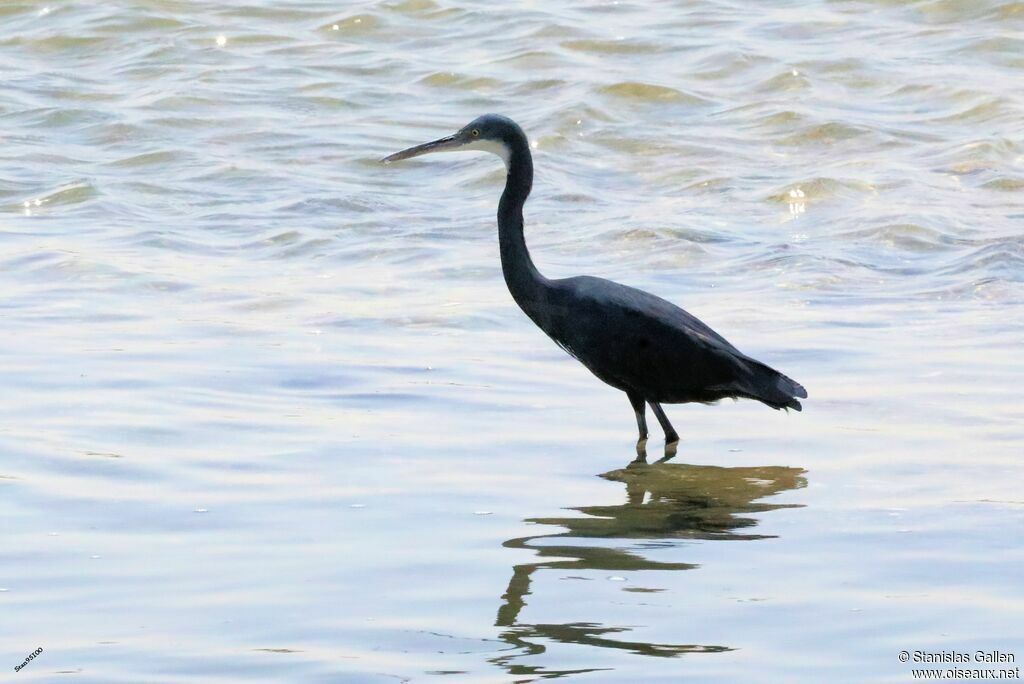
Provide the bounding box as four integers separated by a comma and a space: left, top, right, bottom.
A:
490, 456, 807, 678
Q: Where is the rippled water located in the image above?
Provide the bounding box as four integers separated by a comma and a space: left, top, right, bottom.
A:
3, 0, 1023, 681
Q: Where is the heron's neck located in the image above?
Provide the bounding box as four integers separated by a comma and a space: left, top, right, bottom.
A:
497, 138, 547, 313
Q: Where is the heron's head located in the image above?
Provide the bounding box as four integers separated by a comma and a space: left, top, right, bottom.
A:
381, 114, 524, 169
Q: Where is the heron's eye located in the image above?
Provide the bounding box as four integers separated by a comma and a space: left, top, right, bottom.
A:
470, 129, 480, 137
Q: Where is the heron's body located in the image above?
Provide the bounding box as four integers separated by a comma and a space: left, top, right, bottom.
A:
523, 276, 804, 409
383, 114, 806, 446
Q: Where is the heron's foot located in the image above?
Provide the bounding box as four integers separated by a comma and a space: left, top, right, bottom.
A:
631, 438, 649, 465
658, 440, 679, 463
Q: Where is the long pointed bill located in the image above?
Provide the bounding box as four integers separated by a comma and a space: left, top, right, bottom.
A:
381, 134, 462, 163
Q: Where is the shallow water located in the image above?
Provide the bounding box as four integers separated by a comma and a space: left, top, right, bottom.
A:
2, 0, 1023, 681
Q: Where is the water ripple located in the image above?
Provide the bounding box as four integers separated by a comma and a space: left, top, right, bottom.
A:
3, 1, 1024, 681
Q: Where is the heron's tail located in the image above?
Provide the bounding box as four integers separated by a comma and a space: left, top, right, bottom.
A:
740, 361, 807, 412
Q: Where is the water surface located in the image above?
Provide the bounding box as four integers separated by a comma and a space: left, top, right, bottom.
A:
2, 0, 1023, 681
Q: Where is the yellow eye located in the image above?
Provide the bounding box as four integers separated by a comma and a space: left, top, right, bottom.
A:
471, 129, 480, 137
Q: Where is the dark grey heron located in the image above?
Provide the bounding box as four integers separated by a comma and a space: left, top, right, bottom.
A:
382, 114, 806, 448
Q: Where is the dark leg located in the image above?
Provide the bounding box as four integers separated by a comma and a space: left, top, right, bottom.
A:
649, 401, 679, 445
627, 391, 648, 449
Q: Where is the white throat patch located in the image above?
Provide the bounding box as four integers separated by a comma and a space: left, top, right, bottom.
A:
462, 138, 511, 169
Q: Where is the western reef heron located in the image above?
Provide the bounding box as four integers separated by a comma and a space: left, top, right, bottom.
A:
382, 114, 806, 449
